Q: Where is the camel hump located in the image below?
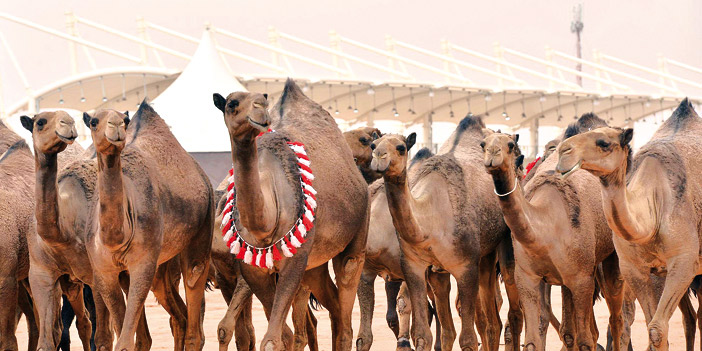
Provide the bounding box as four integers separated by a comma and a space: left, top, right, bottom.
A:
564, 113, 608, 139
0, 139, 30, 163
128, 98, 165, 141
274, 78, 307, 118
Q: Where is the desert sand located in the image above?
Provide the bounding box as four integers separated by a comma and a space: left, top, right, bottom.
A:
15, 270, 697, 350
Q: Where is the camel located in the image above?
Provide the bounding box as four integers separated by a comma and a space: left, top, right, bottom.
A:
81, 103, 213, 351
0, 129, 37, 351
357, 147, 456, 351
212, 78, 368, 351
556, 99, 702, 351
343, 127, 383, 183
482, 113, 632, 351
369, 115, 519, 351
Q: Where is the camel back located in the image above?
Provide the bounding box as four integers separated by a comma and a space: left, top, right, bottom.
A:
0, 120, 24, 155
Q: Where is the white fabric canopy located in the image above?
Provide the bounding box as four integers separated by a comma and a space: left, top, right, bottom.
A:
152, 29, 247, 152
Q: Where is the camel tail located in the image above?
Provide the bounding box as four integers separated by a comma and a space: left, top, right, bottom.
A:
308, 293, 323, 311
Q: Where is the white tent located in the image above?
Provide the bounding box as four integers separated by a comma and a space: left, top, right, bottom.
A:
152, 29, 247, 152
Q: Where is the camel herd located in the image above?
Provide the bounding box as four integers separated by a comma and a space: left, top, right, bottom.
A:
0, 77, 701, 351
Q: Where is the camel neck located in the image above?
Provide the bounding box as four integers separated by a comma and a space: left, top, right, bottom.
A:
599, 168, 656, 243
489, 171, 537, 246
96, 152, 127, 249
34, 152, 67, 243
231, 140, 276, 239
383, 172, 425, 244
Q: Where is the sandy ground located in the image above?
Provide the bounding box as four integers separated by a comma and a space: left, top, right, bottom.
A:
15, 273, 698, 351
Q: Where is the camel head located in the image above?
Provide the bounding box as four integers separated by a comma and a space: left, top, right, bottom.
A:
83, 110, 130, 155
213, 91, 270, 142
369, 132, 416, 178
343, 127, 382, 180
556, 127, 633, 179
481, 132, 524, 177
20, 111, 77, 154
542, 139, 560, 161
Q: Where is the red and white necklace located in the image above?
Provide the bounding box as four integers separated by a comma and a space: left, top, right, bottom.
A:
220, 129, 317, 269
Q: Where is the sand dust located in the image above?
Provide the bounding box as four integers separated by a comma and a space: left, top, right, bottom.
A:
15, 273, 697, 350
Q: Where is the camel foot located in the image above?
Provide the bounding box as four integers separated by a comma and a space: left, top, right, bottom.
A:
648, 325, 663, 348
356, 336, 372, 351
396, 337, 412, 351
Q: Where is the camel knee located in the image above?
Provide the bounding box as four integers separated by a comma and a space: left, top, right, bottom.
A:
338, 256, 362, 286
186, 261, 207, 288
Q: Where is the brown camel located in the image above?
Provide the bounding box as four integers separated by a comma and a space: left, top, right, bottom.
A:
369, 116, 519, 351
0, 127, 37, 351
482, 113, 632, 351
356, 147, 456, 351
212, 78, 368, 351
210, 176, 320, 351
556, 99, 702, 351
82, 103, 213, 351
343, 127, 383, 183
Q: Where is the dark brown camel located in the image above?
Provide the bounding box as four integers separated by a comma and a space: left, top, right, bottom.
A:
369, 116, 520, 351
82, 104, 213, 351
212, 79, 369, 351
356, 147, 455, 351
556, 99, 702, 351
482, 114, 630, 351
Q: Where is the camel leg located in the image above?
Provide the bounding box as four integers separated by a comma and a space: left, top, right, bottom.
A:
498, 239, 523, 351
118, 272, 153, 351
18, 281, 38, 351
396, 281, 412, 348
241, 262, 296, 351
559, 286, 577, 350
217, 275, 253, 351
306, 304, 319, 351
92, 290, 113, 351
179, 230, 211, 351
569, 278, 597, 351
58, 295, 73, 351
291, 286, 312, 351
58, 277, 92, 351
516, 267, 549, 351
599, 254, 627, 351
385, 280, 402, 337
237, 291, 256, 351
427, 270, 456, 351
303, 264, 343, 351
546, 284, 561, 332
213, 262, 256, 351
0, 275, 19, 351
452, 263, 481, 351
400, 257, 432, 351
151, 263, 187, 351
331, 235, 366, 351
109, 260, 157, 351
355, 270, 376, 351
28, 269, 63, 351
678, 293, 696, 351
476, 253, 501, 351
647, 254, 697, 351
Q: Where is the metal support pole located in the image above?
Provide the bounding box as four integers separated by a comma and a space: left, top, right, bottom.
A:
65, 11, 78, 75
530, 117, 539, 158
423, 113, 433, 151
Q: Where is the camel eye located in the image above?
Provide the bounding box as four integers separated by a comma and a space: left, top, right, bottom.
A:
596, 139, 611, 149
36, 119, 46, 127
396, 144, 406, 155
227, 100, 239, 110
508, 141, 515, 151
370, 143, 376, 150
90, 119, 98, 128
479, 141, 486, 149
359, 137, 369, 146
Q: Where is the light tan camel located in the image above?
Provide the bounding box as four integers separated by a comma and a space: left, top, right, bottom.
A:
356, 147, 456, 351
82, 104, 213, 351
212, 79, 368, 351
556, 99, 702, 351
369, 116, 519, 351
482, 113, 630, 351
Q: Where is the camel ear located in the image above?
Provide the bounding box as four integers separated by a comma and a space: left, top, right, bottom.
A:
213, 93, 226, 113
20, 116, 33, 132
83, 112, 91, 128
263, 93, 268, 100
515, 155, 525, 169
619, 128, 633, 147
512, 134, 519, 143
405, 132, 417, 151
123, 111, 129, 118
124, 116, 130, 127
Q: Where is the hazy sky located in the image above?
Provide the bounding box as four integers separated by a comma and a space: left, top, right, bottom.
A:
1, 0, 701, 108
